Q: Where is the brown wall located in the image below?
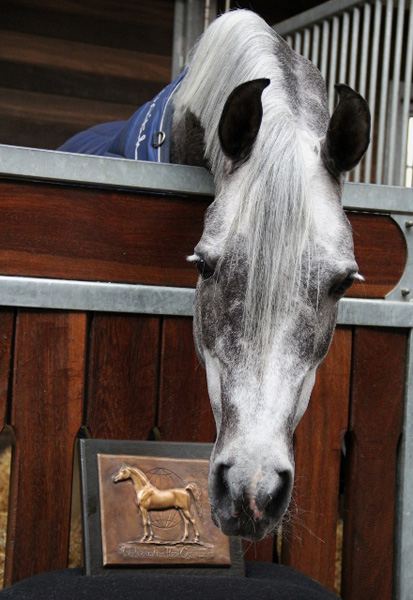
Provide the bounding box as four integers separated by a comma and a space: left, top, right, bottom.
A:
0, 0, 175, 149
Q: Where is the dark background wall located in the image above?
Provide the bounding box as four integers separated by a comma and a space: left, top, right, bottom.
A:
0, 0, 324, 150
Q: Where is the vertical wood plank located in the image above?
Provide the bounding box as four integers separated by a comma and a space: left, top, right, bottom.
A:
5, 310, 86, 585
243, 536, 275, 563
86, 314, 159, 440
157, 317, 215, 443
341, 327, 406, 600
281, 327, 352, 591
0, 310, 14, 432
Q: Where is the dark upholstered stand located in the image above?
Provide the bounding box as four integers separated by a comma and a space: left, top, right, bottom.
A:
0, 563, 339, 599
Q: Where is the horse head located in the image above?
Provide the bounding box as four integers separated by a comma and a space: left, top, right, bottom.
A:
113, 463, 130, 483
173, 11, 370, 541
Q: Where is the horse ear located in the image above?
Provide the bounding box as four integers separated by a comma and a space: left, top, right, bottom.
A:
323, 84, 370, 174
218, 78, 270, 162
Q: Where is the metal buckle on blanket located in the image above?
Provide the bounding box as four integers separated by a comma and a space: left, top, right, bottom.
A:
152, 131, 166, 148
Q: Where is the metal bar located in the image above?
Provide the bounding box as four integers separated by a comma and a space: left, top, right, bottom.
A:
303, 28, 311, 59
274, 0, 365, 37
349, 6, 360, 90
0, 145, 215, 197
311, 24, 320, 67
346, 1, 355, 183
0, 277, 196, 316
204, 0, 218, 29
172, 0, 186, 79
394, 330, 413, 600
376, 0, 393, 185
364, 0, 382, 183
385, 213, 413, 302
353, 2, 371, 183
343, 182, 413, 214
338, 11, 350, 83
337, 298, 413, 328
320, 20, 330, 81
387, 0, 405, 186
294, 31, 302, 54
400, 0, 413, 186
357, 2, 371, 96
0, 276, 412, 327
1, 147, 413, 212
185, 0, 206, 63
328, 16, 340, 114
2, 146, 413, 214
286, 34, 293, 48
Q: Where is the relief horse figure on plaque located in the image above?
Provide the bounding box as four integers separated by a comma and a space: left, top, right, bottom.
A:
62, 9, 370, 542
112, 463, 202, 544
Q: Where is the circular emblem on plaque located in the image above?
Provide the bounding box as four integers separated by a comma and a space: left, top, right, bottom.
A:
146, 468, 184, 529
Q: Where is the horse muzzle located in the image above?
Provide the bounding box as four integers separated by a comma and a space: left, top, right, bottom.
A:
209, 459, 294, 541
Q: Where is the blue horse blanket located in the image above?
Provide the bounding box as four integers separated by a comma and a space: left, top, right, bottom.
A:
59, 71, 186, 162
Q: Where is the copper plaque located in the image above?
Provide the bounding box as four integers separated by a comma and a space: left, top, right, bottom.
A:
97, 453, 231, 567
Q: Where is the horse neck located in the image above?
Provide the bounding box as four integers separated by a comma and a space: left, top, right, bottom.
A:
128, 468, 148, 489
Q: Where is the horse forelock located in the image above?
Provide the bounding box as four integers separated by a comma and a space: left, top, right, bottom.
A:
174, 10, 330, 357
173, 10, 328, 169
229, 127, 319, 356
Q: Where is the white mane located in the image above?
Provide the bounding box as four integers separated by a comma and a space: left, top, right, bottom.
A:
174, 10, 326, 353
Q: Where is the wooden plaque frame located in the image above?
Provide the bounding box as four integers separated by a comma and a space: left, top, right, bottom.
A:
79, 439, 245, 577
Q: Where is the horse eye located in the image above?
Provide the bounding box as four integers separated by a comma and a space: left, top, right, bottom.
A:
196, 258, 215, 280
331, 275, 355, 297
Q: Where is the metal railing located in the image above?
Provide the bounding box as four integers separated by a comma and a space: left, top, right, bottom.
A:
275, 0, 413, 188
170, 0, 413, 187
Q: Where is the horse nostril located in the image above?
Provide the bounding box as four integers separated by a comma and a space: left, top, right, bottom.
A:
256, 469, 293, 519
214, 462, 231, 497
278, 469, 292, 490
211, 461, 238, 518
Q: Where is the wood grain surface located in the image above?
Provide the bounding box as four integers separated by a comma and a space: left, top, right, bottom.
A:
5, 311, 86, 585
157, 317, 216, 443
86, 314, 159, 440
341, 327, 406, 600
0, 182, 210, 287
0, 311, 14, 433
0, 182, 406, 298
281, 327, 352, 591
243, 536, 275, 563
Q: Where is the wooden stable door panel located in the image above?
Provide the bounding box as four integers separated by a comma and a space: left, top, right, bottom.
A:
243, 536, 275, 564
0, 309, 14, 431
282, 327, 352, 592
157, 317, 215, 443
341, 327, 406, 600
347, 213, 406, 298
0, 181, 406, 297
86, 314, 159, 440
6, 310, 86, 585
0, 181, 210, 287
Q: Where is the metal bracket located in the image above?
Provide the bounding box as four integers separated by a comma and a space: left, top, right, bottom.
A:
386, 213, 413, 302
